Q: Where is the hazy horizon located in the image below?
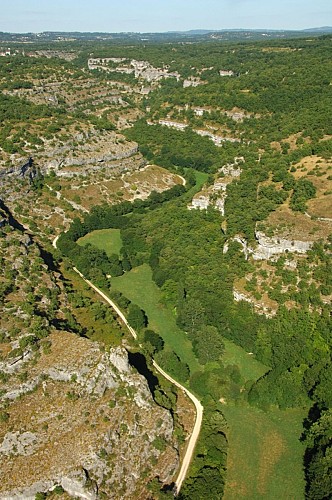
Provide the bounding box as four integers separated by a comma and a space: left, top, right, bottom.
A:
1, 0, 331, 34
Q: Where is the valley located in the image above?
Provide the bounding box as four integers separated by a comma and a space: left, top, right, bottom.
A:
0, 31, 331, 499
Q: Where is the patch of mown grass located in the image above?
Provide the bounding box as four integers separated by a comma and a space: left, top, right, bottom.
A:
222, 405, 307, 500
77, 229, 122, 257
222, 338, 269, 382
111, 264, 201, 373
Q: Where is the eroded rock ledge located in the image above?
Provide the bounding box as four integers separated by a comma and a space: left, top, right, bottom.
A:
252, 230, 313, 260
0, 333, 178, 499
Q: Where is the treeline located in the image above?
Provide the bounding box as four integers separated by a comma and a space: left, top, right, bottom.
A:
125, 123, 318, 247
116, 194, 331, 498
143, 37, 332, 144
57, 183, 186, 284
179, 403, 228, 499
119, 200, 331, 411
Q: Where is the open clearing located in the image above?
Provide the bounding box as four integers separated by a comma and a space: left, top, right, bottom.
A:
77, 228, 122, 257
222, 339, 269, 382
111, 263, 201, 373
79, 184, 306, 499
223, 406, 306, 500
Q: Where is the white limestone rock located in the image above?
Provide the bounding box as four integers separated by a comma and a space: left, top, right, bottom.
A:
252, 230, 313, 260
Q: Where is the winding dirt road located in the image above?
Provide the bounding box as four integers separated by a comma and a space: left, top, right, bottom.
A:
152, 361, 203, 494
53, 235, 203, 494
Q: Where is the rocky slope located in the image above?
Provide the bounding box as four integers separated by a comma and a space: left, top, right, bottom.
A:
0, 214, 179, 499
0, 336, 178, 499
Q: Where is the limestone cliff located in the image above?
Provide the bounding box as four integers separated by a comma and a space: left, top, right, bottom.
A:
0, 220, 179, 499
0, 334, 178, 499
252, 230, 313, 260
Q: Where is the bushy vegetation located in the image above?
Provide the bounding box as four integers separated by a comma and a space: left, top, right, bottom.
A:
4, 33, 331, 498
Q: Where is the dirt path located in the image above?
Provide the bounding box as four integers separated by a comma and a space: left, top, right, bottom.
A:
53, 235, 203, 494
52, 235, 203, 495
152, 361, 203, 494
73, 268, 203, 493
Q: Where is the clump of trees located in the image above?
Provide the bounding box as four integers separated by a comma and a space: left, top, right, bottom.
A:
180, 404, 227, 499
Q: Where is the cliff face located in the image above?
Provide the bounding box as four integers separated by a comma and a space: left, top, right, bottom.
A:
0, 221, 179, 499
0, 130, 141, 183
40, 130, 140, 176
252, 230, 313, 260
0, 334, 178, 499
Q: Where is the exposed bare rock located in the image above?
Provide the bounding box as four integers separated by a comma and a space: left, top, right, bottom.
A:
196, 129, 241, 145
88, 58, 180, 83
233, 289, 276, 317
252, 230, 313, 260
223, 235, 250, 260
0, 431, 38, 456
183, 77, 205, 88
158, 119, 188, 131
109, 346, 130, 374
189, 162, 243, 215
219, 157, 244, 176
0, 333, 179, 499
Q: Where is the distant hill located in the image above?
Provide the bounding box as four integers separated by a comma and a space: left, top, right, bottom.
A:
0, 27, 331, 44
303, 26, 332, 32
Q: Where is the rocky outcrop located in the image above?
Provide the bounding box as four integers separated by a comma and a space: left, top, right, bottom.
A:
196, 129, 241, 145
252, 230, 313, 260
0, 333, 178, 499
183, 77, 205, 88
189, 163, 242, 215
41, 133, 140, 176
223, 229, 313, 262
88, 58, 180, 83
223, 235, 250, 260
233, 289, 276, 317
0, 131, 141, 187
0, 157, 38, 183
219, 157, 244, 176
158, 119, 188, 131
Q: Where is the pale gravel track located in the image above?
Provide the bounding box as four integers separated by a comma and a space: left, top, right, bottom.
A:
53, 235, 203, 494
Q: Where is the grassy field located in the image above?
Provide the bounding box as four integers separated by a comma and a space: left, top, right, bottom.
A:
222, 405, 306, 500
221, 342, 305, 499
77, 229, 122, 257
222, 338, 269, 382
111, 264, 201, 373
193, 171, 209, 190
79, 199, 306, 500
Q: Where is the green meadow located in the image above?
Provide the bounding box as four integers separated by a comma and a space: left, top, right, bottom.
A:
77, 228, 122, 257
112, 263, 201, 373
222, 338, 269, 382
83, 223, 306, 500
222, 405, 306, 500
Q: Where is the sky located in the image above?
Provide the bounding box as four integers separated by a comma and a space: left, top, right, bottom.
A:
0, 0, 331, 33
